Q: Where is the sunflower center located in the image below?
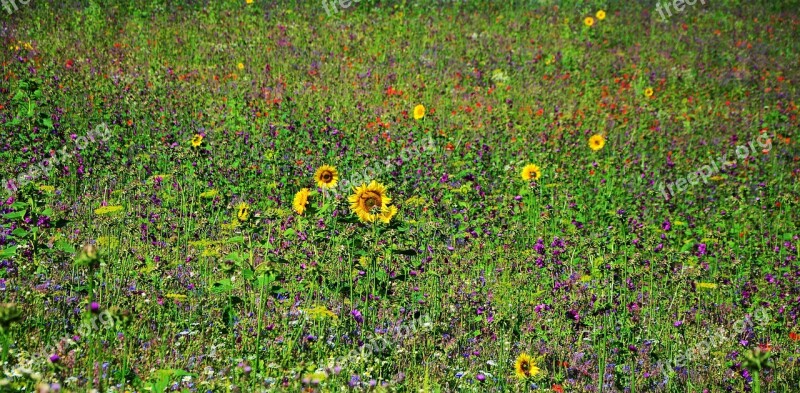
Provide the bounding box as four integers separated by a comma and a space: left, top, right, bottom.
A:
321, 172, 332, 182
521, 361, 529, 371
361, 191, 382, 210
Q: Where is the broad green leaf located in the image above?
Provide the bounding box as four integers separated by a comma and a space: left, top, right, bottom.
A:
55, 240, 76, 253
0, 246, 18, 259
3, 210, 26, 219
227, 235, 245, 244
210, 279, 233, 294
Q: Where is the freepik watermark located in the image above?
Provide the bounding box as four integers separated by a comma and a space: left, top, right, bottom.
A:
332, 314, 432, 366
655, 0, 706, 22
656, 132, 772, 200
317, 134, 436, 198
2, 0, 31, 15
321, 0, 362, 16
656, 307, 769, 381
4, 309, 116, 386
3, 123, 111, 196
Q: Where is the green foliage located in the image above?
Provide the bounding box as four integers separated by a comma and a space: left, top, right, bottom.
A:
0, 0, 799, 392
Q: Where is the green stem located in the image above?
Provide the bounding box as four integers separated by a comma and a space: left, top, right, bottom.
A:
1, 330, 9, 363
752, 370, 760, 393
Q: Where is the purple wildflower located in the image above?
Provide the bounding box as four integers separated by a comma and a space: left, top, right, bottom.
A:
350, 309, 363, 324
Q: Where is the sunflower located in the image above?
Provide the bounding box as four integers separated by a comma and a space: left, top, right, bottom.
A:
379, 205, 398, 223
293, 188, 311, 215
584, 16, 594, 27
514, 353, 541, 379
237, 62, 245, 70
589, 134, 606, 151
520, 164, 542, 181
413, 104, 426, 120
644, 87, 654, 98
596, 10, 606, 20
348, 181, 392, 223
236, 202, 250, 221
191, 134, 204, 147
314, 165, 339, 189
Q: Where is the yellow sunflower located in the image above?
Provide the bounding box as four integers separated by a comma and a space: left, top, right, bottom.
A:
293, 188, 311, 215
520, 164, 542, 181
413, 104, 426, 120
314, 165, 339, 189
191, 134, 204, 147
589, 134, 606, 151
237, 62, 245, 70
514, 353, 541, 379
236, 202, 250, 221
379, 205, 398, 224
596, 10, 606, 20
348, 181, 392, 223
584, 17, 594, 27
644, 87, 654, 98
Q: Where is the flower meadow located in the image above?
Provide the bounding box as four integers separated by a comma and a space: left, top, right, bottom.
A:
1, 0, 799, 392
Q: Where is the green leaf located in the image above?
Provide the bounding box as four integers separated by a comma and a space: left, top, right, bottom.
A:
222, 251, 244, 263
210, 279, 233, 294
0, 246, 18, 259
149, 369, 196, 393
3, 210, 26, 219
12, 90, 27, 101
11, 228, 28, 238
227, 235, 245, 244
55, 240, 76, 254
254, 274, 276, 289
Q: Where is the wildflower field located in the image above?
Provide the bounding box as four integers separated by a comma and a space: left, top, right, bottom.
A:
1, 0, 800, 391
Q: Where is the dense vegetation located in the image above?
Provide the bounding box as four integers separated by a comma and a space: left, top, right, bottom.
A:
1, 0, 799, 391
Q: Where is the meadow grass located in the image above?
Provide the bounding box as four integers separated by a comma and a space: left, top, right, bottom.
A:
1, 0, 799, 391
